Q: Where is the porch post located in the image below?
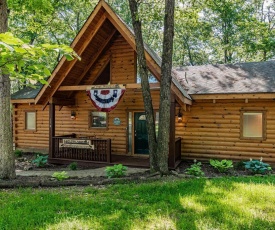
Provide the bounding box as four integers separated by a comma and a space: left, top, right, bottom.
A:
49, 102, 55, 159
168, 92, 176, 168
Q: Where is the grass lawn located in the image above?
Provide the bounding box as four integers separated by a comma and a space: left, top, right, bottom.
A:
0, 176, 275, 230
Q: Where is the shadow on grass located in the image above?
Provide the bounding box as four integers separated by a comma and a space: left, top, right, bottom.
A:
0, 176, 275, 229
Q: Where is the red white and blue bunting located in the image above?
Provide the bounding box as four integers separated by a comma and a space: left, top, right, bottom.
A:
86, 88, 126, 112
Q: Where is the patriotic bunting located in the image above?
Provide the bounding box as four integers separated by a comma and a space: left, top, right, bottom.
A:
86, 88, 125, 112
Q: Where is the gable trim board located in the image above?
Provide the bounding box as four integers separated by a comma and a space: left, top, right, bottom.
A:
11, 0, 275, 166
29, 0, 191, 108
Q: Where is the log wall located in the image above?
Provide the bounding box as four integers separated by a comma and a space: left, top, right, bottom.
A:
13, 89, 160, 154
176, 99, 275, 164
13, 34, 161, 154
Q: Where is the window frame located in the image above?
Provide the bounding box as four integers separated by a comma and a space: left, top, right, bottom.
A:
240, 110, 266, 141
24, 111, 37, 131
89, 111, 108, 129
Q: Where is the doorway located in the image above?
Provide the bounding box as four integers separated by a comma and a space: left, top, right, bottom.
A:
134, 112, 149, 154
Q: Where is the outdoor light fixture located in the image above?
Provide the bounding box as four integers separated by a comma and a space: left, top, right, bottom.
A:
71, 111, 76, 120
177, 108, 183, 123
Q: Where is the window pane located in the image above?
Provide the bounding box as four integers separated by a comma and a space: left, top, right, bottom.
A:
128, 112, 132, 153
91, 112, 107, 128
136, 61, 158, 83
243, 113, 262, 138
155, 112, 159, 137
26, 112, 36, 130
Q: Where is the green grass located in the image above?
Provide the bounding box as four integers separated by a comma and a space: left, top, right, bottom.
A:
0, 176, 275, 229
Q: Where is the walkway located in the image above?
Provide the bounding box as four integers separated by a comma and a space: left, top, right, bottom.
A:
16, 167, 148, 178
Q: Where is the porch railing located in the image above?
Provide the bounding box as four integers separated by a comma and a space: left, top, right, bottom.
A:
175, 137, 182, 162
52, 135, 111, 163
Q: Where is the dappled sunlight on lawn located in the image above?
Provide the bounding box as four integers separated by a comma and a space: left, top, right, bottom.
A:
1, 177, 275, 229
225, 182, 275, 223
130, 215, 176, 230
195, 218, 221, 230
178, 178, 275, 229
46, 217, 101, 230
180, 195, 207, 213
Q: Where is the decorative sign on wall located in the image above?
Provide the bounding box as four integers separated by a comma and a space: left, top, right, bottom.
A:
59, 139, 94, 149
113, 117, 121, 125
86, 88, 126, 112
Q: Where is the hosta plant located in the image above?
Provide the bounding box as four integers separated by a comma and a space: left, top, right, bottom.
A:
243, 158, 272, 174
185, 161, 204, 177
105, 164, 128, 178
52, 171, 69, 181
32, 154, 48, 167
210, 159, 233, 173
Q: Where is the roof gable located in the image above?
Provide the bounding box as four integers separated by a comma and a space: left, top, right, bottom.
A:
12, 0, 191, 106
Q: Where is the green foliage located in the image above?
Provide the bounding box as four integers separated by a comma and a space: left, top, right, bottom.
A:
105, 164, 128, 178
185, 161, 204, 177
0, 32, 80, 86
6, 0, 275, 74
32, 154, 48, 167
1, 176, 275, 229
210, 159, 233, 173
52, 171, 69, 181
14, 149, 23, 157
68, 162, 78, 170
243, 159, 272, 174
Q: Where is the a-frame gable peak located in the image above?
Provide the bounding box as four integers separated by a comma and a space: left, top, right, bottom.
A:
35, 1, 106, 105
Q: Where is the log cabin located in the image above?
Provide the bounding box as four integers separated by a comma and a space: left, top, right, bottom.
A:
11, 0, 275, 167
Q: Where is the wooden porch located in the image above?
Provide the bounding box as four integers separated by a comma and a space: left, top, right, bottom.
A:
48, 134, 182, 169
48, 88, 183, 169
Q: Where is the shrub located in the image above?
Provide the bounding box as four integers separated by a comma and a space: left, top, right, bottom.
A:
69, 162, 78, 170
105, 164, 128, 178
14, 149, 23, 157
185, 161, 204, 177
52, 171, 69, 181
32, 154, 48, 167
235, 160, 246, 170
243, 158, 272, 174
210, 159, 233, 173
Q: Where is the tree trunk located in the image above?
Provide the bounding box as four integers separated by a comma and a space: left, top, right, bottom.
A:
128, 0, 158, 171
0, 0, 16, 179
156, 0, 175, 174
128, 0, 175, 174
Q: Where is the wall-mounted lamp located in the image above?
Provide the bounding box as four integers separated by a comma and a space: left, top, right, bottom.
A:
177, 108, 183, 123
71, 111, 76, 120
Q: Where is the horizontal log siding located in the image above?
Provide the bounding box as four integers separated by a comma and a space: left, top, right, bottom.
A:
14, 34, 160, 154
14, 89, 160, 154
110, 35, 135, 84
13, 104, 50, 151
176, 99, 275, 164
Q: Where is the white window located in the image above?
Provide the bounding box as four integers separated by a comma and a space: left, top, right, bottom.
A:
241, 111, 266, 140
25, 111, 36, 130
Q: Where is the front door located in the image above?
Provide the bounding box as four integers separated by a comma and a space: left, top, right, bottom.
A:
134, 112, 149, 154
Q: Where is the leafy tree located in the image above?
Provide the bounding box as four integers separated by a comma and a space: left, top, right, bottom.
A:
7, 0, 97, 92
0, 0, 78, 179
174, 0, 212, 66
0, 0, 15, 179
242, 0, 275, 61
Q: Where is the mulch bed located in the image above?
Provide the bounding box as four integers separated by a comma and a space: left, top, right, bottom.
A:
0, 153, 270, 188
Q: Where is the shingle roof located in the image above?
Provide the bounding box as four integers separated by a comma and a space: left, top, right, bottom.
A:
174, 61, 275, 94
11, 86, 42, 100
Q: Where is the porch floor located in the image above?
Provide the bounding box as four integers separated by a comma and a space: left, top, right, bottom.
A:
111, 155, 150, 168
49, 154, 180, 169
